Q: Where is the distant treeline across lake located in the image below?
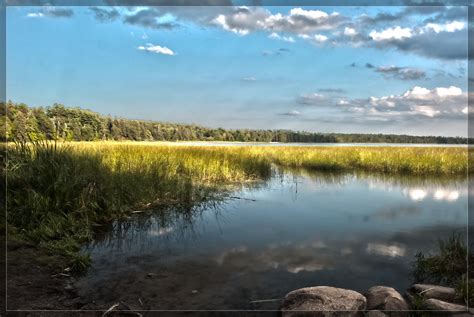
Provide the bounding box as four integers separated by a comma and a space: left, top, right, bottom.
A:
1, 102, 468, 144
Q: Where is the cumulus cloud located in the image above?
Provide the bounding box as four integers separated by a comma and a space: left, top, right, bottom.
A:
297, 93, 328, 105
124, 8, 178, 29
212, 6, 345, 36
423, 20, 465, 33
346, 86, 467, 119
375, 66, 426, 80
268, 32, 295, 43
245, 8, 467, 60
137, 43, 175, 55
89, 7, 120, 22
26, 6, 73, 18
295, 85, 467, 126
298, 33, 328, 43
368, 21, 467, 60
53, 5, 468, 61
369, 26, 413, 41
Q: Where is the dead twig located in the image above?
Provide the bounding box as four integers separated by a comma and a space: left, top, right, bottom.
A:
102, 303, 120, 316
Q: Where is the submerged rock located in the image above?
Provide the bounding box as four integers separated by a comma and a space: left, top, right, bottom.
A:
281, 286, 366, 317
410, 284, 457, 302
365, 286, 408, 316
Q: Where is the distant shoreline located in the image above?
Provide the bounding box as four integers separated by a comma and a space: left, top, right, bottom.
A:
3, 102, 468, 144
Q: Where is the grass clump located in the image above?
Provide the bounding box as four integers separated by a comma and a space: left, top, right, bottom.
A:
413, 233, 473, 306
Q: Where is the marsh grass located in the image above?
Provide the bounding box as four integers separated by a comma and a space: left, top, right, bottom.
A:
254, 146, 469, 175
413, 233, 473, 306
5, 141, 271, 272
4, 141, 470, 273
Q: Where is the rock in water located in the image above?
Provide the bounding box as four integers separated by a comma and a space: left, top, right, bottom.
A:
410, 284, 457, 302
422, 298, 468, 311
365, 286, 408, 316
281, 286, 366, 317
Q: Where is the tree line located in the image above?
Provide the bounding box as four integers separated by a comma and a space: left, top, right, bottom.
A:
1, 101, 468, 144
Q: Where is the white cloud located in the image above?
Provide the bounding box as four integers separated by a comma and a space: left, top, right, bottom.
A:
343, 27, 357, 36
299, 86, 468, 123
212, 13, 250, 35
25, 6, 73, 18
211, 6, 344, 37
349, 86, 467, 119
424, 20, 465, 33
268, 32, 295, 43
298, 34, 328, 43
369, 26, 413, 41
314, 34, 328, 42
26, 12, 44, 18
137, 43, 175, 55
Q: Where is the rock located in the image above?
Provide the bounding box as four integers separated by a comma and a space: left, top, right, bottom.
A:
191, 289, 198, 294
64, 284, 74, 291
410, 284, 457, 302
281, 286, 366, 317
422, 298, 469, 315
366, 311, 387, 317
146, 273, 155, 278
365, 286, 408, 316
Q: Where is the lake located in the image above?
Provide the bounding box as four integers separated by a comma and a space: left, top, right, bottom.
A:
77, 168, 469, 310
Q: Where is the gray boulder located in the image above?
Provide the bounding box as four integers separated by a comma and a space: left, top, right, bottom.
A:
281, 286, 366, 317
410, 284, 457, 302
365, 286, 408, 316
422, 298, 469, 315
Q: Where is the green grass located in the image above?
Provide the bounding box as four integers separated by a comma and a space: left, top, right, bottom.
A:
4, 141, 271, 273
253, 146, 469, 175
413, 233, 473, 306
4, 141, 470, 273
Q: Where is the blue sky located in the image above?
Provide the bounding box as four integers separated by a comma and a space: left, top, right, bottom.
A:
6, 5, 469, 136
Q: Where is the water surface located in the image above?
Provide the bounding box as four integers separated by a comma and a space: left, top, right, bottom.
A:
77, 169, 468, 310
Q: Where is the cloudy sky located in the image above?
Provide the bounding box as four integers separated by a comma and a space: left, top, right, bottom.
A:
6, 5, 470, 136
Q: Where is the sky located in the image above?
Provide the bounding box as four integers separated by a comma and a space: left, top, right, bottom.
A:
6, 4, 471, 137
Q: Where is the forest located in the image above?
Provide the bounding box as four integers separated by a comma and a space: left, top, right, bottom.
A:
1, 101, 468, 144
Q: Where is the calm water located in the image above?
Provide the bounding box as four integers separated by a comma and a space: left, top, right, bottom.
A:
77, 169, 469, 310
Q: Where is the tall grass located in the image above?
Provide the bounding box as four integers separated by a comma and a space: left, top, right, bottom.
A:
4, 141, 271, 272
252, 146, 469, 175
413, 234, 472, 306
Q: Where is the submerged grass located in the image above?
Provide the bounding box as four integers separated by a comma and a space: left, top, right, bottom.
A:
4, 141, 470, 273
